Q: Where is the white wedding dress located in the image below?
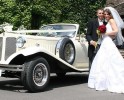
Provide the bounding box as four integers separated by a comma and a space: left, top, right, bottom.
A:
88, 23, 124, 93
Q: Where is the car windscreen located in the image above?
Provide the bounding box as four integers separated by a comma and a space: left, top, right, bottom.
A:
38, 25, 76, 37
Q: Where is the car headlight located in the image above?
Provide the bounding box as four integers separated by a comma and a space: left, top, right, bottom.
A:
16, 36, 26, 48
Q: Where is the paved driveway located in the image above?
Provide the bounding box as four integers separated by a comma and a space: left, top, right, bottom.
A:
0, 73, 123, 100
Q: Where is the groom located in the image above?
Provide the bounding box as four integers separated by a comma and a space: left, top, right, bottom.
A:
86, 8, 106, 71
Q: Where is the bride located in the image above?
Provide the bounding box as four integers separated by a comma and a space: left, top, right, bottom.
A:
88, 7, 124, 93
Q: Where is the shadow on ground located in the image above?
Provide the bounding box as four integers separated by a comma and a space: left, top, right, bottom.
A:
0, 73, 88, 93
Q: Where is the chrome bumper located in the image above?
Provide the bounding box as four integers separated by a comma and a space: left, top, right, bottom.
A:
0, 64, 24, 71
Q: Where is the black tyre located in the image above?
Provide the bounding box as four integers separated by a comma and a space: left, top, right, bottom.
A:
59, 38, 75, 64
21, 57, 50, 92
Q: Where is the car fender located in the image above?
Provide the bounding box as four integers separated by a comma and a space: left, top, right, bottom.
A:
5, 46, 88, 72
5, 46, 54, 64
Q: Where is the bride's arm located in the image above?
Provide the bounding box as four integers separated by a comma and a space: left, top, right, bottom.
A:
105, 19, 118, 39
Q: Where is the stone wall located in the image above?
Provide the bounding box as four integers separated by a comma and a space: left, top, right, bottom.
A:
106, 0, 124, 38
106, 0, 124, 16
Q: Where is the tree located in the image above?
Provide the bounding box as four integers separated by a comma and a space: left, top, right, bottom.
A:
66, 0, 106, 32
0, 0, 31, 29
0, 0, 106, 31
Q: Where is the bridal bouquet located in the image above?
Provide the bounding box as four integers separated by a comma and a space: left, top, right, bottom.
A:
94, 25, 106, 54
97, 24, 106, 35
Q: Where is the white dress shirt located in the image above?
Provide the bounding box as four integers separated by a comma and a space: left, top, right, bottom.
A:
98, 19, 103, 25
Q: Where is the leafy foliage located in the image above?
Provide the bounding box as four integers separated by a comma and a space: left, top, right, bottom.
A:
0, 0, 106, 32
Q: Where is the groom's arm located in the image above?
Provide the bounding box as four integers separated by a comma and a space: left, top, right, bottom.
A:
86, 20, 97, 47
86, 20, 93, 42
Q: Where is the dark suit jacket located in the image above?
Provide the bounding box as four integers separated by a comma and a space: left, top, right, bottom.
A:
86, 18, 107, 58
86, 18, 99, 59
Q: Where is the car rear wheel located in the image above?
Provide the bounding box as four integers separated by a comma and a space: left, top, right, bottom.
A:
21, 57, 50, 93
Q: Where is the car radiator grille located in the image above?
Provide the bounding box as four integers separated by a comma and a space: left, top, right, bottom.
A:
0, 37, 16, 61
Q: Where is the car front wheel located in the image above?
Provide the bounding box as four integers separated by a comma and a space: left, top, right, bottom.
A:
21, 57, 50, 92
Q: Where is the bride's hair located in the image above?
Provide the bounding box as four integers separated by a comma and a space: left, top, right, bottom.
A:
104, 9, 113, 18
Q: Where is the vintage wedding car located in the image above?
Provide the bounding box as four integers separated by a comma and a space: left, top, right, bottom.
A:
0, 23, 89, 92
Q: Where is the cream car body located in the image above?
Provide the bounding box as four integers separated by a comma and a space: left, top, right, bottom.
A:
0, 23, 89, 92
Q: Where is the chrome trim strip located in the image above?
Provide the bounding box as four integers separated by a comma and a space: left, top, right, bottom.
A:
0, 64, 24, 71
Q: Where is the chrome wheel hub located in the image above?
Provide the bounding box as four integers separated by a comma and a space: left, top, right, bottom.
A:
33, 63, 48, 86
64, 43, 74, 63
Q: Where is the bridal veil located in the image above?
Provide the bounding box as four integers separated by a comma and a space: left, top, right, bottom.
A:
104, 7, 124, 45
